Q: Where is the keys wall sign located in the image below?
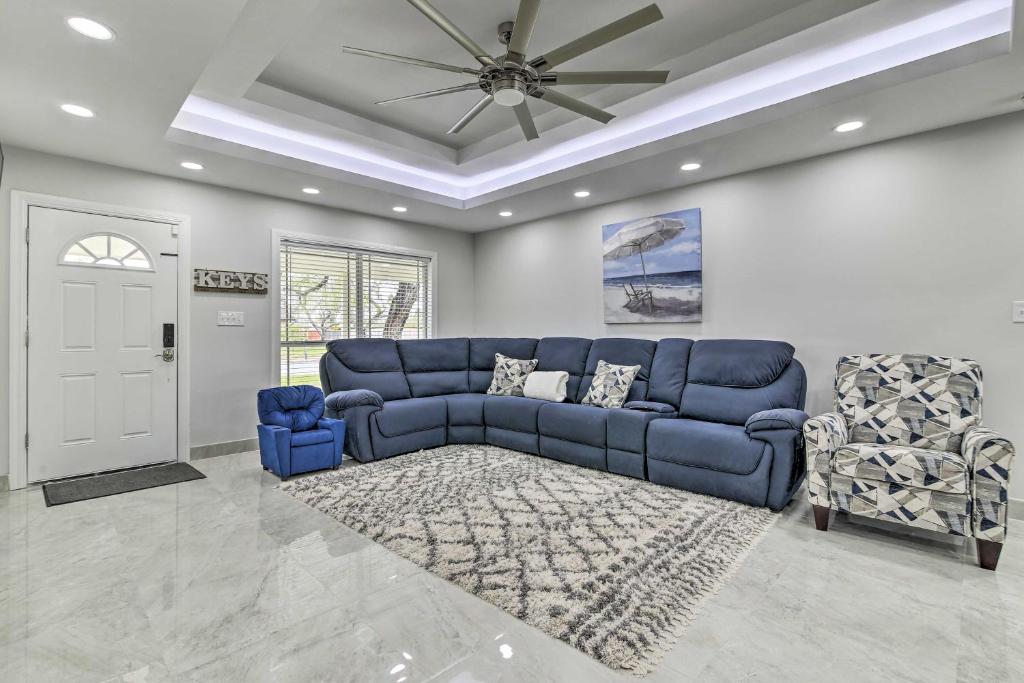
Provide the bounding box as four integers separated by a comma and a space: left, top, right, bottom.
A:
193, 269, 269, 295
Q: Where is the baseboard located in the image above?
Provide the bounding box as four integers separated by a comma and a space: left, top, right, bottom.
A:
190, 437, 259, 461
1010, 497, 1024, 521
1, 474, 8, 492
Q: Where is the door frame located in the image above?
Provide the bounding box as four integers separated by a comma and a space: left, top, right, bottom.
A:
8, 191, 192, 490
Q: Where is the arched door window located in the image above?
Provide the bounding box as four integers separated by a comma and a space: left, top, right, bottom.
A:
59, 233, 153, 270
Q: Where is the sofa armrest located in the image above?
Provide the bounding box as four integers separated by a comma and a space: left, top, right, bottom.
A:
325, 389, 383, 413
746, 408, 808, 434
802, 412, 848, 509
257, 423, 292, 478
962, 427, 1015, 543
318, 418, 347, 467
622, 400, 677, 414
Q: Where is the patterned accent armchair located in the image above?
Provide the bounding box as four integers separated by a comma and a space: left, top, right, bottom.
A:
804, 355, 1014, 570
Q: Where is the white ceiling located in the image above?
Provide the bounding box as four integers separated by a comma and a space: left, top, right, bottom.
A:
1, 0, 1022, 233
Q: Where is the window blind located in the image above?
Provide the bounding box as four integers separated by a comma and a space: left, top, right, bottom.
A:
280, 239, 432, 387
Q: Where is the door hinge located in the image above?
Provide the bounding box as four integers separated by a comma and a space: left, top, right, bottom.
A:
25, 329, 29, 347
24, 433, 29, 449
25, 224, 29, 244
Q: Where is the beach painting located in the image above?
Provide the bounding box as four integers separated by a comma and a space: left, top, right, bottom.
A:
602, 208, 702, 323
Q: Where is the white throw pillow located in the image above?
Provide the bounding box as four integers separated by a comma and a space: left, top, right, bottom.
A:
523, 371, 569, 402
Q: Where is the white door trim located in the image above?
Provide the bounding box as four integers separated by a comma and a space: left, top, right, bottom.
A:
269, 229, 438, 387
8, 191, 192, 490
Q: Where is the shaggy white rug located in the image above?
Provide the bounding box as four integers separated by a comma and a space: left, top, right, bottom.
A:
283, 444, 776, 674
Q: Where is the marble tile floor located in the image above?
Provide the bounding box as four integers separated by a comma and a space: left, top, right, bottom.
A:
1, 451, 1022, 682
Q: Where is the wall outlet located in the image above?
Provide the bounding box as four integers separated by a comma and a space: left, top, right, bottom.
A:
217, 311, 245, 327
1013, 302, 1024, 323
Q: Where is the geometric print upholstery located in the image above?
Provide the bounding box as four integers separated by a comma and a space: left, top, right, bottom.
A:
963, 427, 1015, 544
835, 354, 982, 453
486, 353, 539, 397
834, 443, 968, 494
582, 360, 641, 409
829, 473, 972, 537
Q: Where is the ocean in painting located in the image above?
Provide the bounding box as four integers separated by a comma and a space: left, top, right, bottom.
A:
602, 208, 702, 323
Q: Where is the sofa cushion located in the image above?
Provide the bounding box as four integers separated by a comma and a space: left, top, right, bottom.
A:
291, 428, 334, 447
444, 393, 486, 426
576, 337, 657, 403
582, 361, 641, 409
834, 443, 968, 494
647, 338, 693, 408
535, 337, 593, 402
374, 397, 447, 437
487, 353, 539, 397
323, 339, 411, 401
257, 385, 324, 431
484, 395, 546, 433
687, 339, 795, 387
538, 403, 607, 448
398, 338, 469, 397
647, 419, 768, 476
469, 338, 539, 393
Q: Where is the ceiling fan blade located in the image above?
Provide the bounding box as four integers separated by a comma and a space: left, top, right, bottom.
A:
405, 0, 497, 68
506, 0, 542, 66
532, 88, 615, 124
545, 70, 670, 85
377, 83, 480, 105
447, 95, 494, 134
529, 4, 664, 73
342, 46, 481, 75
513, 101, 539, 141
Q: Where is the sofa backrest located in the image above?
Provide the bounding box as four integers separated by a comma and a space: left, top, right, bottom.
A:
534, 337, 593, 403
469, 338, 539, 392
575, 338, 658, 404
398, 338, 470, 397
677, 340, 806, 425
834, 354, 982, 453
321, 339, 412, 401
646, 338, 694, 409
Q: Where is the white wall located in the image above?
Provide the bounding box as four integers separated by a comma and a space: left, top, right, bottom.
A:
474, 112, 1024, 500
0, 147, 475, 474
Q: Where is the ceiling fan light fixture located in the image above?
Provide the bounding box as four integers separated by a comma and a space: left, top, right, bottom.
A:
493, 83, 527, 107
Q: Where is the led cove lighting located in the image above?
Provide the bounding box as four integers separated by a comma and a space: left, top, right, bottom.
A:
60, 103, 94, 118
499, 210, 513, 217
67, 17, 114, 40
392, 206, 408, 213
680, 162, 702, 171
573, 190, 591, 198
834, 120, 865, 133
301, 187, 320, 195
180, 161, 204, 170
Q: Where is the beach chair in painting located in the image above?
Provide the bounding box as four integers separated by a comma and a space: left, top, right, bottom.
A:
622, 282, 654, 311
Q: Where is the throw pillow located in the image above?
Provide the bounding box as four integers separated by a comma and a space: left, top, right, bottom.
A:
487, 353, 538, 397
523, 370, 569, 402
582, 360, 641, 409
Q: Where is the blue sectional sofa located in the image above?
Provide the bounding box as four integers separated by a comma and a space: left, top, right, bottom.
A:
320, 337, 808, 510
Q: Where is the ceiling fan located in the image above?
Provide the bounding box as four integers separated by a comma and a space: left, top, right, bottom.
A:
341, 1, 669, 141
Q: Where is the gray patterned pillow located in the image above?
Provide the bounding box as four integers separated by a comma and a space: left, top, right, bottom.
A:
582, 360, 641, 409
486, 353, 538, 397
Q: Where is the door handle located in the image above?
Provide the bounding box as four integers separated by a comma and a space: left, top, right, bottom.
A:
155, 349, 175, 362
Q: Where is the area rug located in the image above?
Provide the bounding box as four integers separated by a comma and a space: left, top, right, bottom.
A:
282, 444, 776, 674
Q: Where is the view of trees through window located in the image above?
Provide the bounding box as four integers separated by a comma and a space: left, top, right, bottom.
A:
280, 241, 431, 387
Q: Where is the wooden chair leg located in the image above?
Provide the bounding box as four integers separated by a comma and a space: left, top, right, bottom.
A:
812, 504, 830, 531
976, 539, 1003, 571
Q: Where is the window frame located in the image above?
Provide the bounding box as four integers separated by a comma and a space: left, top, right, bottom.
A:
57, 231, 155, 271
271, 230, 438, 388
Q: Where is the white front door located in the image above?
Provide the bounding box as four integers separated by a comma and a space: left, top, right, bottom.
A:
26, 207, 179, 482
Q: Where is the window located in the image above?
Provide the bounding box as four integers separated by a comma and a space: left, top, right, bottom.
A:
60, 233, 152, 270
280, 239, 432, 387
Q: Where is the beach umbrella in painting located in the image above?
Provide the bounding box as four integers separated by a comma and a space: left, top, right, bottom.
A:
602, 216, 687, 292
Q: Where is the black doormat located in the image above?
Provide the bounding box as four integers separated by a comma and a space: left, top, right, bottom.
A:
42, 462, 206, 506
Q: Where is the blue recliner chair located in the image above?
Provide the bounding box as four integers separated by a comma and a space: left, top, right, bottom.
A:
257, 386, 346, 480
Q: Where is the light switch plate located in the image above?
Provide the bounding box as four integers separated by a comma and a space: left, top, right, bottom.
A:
217, 311, 244, 326
1013, 302, 1024, 323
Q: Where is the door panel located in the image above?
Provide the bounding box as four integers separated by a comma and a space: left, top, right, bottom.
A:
27, 207, 178, 482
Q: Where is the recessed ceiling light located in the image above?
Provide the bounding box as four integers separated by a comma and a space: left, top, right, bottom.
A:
833, 120, 865, 133
499, 210, 513, 217
302, 187, 320, 195
680, 162, 702, 171
573, 190, 591, 198
60, 103, 94, 118
66, 17, 114, 40
180, 161, 204, 171
392, 206, 408, 213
